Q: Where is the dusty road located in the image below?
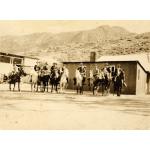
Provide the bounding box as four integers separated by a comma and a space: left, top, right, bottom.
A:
0, 83, 150, 129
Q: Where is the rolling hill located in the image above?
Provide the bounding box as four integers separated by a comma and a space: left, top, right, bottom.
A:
0, 25, 150, 62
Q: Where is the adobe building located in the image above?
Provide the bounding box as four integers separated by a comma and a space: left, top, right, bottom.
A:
63, 53, 150, 95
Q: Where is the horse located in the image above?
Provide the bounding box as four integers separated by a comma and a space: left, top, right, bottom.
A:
87, 70, 94, 91
29, 70, 39, 92
113, 70, 125, 96
59, 68, 69, 93
50, 69, 61, 93
39, 70, 50, 92
75, 69, 84, 94
102, 70, 112, 95
8, 69, 27, 91
93, 70, 111, 96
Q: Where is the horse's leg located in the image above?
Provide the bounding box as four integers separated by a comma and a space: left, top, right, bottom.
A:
18, 82, 20, 92
36, 83, 38, 92
34, 83, 36, 92
61, 83, 64, 93
82, 84, 84, 94
60, 82, 63, 93
40, 81, 42, 92
117, 88, 119, 96
51, 84, 53, 93
31, 83, 33, 92
118, 85, 122, 96
116, 85, 120, 96
77, 85, 78, 94
80, 86, 83, 94
9, 83, 11, 91
55, 84, 58, 93
107, 82, 110, 95
96, 85, 99, 96
102, 84, 104, 96
113, 82, 116, 96
93, 85, 95, 95
43, 82, 45, 92
13, 83, 15, 91
80, 86, 81, 94
46, 82, 48, 92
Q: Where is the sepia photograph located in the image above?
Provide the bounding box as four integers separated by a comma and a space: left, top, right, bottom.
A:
0, 20, 150, 129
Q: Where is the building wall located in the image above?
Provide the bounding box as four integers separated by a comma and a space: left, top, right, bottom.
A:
0, 62, 13, 75
147, 73, 150, 94
23, 58, 37, 67
136, 63, 147, 95
64, 61, 137, 94
23, 58, 38, 73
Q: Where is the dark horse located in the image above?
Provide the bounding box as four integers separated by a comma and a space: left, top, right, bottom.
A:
93, 73, 111, 96
38, 70, 50, 92
113, 70, 125, 96
8, 69, 26, 91
50, 70, 61, 93
93, 77, 106, 96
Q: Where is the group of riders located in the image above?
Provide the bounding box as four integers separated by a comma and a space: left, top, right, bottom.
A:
5, 61, 69, 93
3, 60, 127, 96
75, 62, 127, 96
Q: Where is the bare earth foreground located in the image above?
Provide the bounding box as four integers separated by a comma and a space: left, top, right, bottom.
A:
0, 84, 150, 130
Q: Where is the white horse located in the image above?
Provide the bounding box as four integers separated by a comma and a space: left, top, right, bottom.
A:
87, 70, 94, 91
30, 70, 39, 92
59, 68, 69, 93
75, 69, 83, 94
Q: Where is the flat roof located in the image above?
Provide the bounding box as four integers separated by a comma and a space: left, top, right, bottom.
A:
97, 53, 150, 72
63, 60, 148, 73
0, 52, 38, 60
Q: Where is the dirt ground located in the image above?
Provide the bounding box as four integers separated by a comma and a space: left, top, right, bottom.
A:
0, 83, 150, 130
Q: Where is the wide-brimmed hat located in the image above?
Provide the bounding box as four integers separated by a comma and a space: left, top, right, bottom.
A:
79, 62, 83, 66
117, 64, 121, 67
105, 63, 109, 66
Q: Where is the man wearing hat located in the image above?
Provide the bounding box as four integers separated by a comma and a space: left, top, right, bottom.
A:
13, 62, 18, 73
50, 62, 59, 76
115, 64, 122, 76
93, 64, 100, 79
43, 62, 49, 71
34, 61, 41, 72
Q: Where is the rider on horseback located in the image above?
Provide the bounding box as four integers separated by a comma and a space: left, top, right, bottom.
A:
13, 62, 18, 73
34, 61, 41, 72
103, 63, 112, 80
77, 63, 86, 84
93, 64, 100, 79
42, 62, 49, 70
61, 65, 69, 83
115, 64, 127, 87
42, 62, 49, 75
50, 62, 59, 78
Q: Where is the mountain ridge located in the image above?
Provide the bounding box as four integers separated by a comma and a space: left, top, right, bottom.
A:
0, 25, 150, 62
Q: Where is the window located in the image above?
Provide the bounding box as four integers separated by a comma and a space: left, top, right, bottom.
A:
0, 56, 10, 63
13, 58, 22, 65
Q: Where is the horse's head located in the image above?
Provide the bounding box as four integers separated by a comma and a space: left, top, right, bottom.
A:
90, 70, 94, 77
75, 69, 82, 80
51, 69, 59, 79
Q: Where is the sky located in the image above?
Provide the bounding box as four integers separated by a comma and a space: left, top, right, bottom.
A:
0, 20, 150, 36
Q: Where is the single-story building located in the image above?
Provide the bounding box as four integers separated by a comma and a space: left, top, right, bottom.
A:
63, 53, 150, 95
0, 52, 38, 79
